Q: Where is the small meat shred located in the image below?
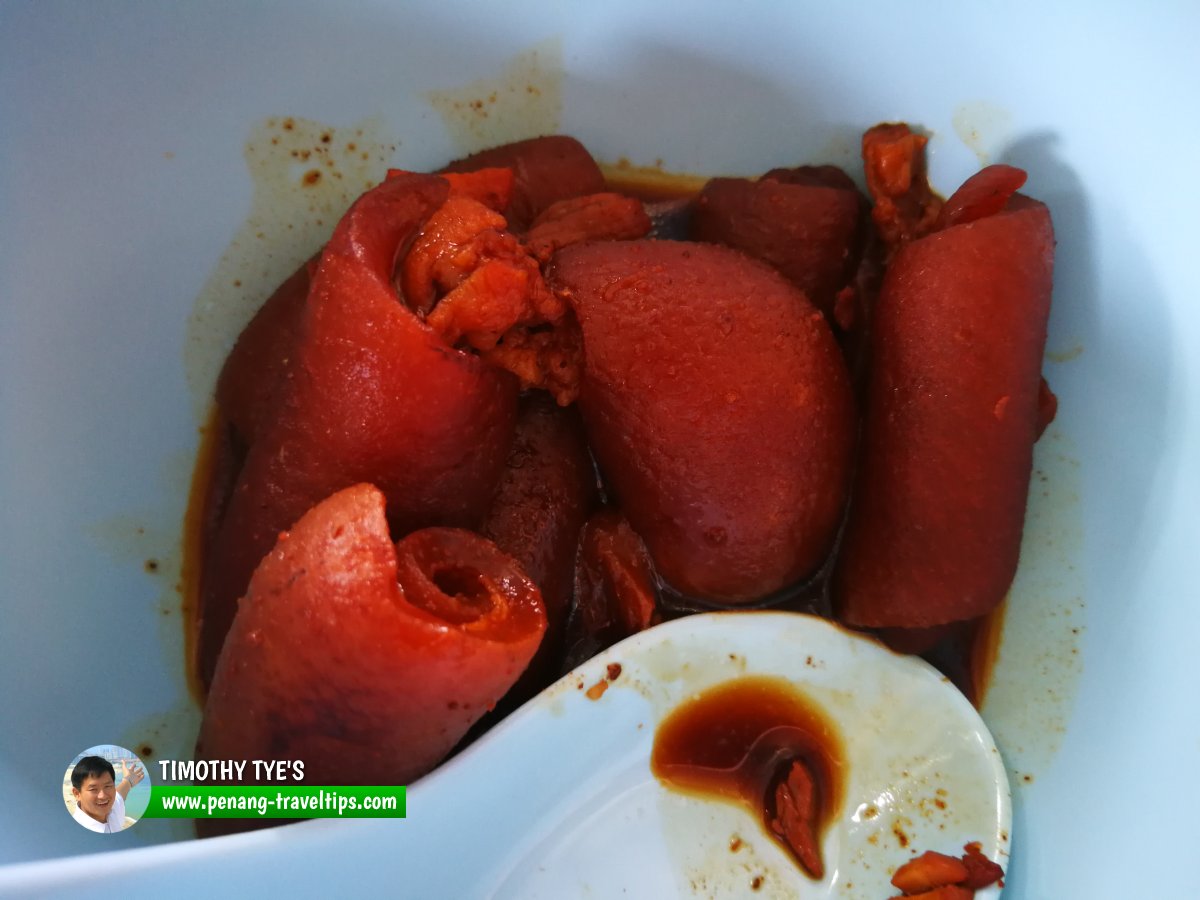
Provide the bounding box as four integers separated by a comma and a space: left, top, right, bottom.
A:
562, 510, 660, 670
427, 258, 561, 352
862, 123, 943, 254
768, 759, 823, 879
887, 888, 972, 900
481, 325, 584, 407
959, 842, 1005, 890
399, 181, 652, 406
891, 851, 969, 894
399, 189, 574, 401
400, 196, 513, 312
524, 193, 652, 264
886, 841, 1004, 899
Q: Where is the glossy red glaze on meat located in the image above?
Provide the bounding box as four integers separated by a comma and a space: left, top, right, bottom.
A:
690, 168, 865, 317
481, 394, 597, 631
197, 172, 519, 685
935, 164, 1029, 230
214, 258, 313, 443
388, 166, 515, 213
478, 395, 596, 696
197, 484, 546, 790
550, 240, 855, 603
441, 135, 606, 230
834, 187, 1055, 629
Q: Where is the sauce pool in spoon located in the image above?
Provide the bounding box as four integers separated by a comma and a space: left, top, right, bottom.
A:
650, 675, 844, 879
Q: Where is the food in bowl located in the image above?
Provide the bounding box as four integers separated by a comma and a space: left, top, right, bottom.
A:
191, 127, 1054, 872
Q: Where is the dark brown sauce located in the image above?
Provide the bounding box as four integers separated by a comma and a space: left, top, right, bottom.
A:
600, 161, 707, 202
180, 406, 228, 705
651, 676, 844, 879
877, 603, 1006, 707
924, 603, 1006, 707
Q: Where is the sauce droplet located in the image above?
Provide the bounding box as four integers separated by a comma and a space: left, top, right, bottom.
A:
650, 675, 844, 879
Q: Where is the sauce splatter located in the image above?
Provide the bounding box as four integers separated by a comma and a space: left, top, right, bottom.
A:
951, 101, 1014, 167
427, 38, 564, 154
183, 115, 397, 424
980, 428, 1085, 781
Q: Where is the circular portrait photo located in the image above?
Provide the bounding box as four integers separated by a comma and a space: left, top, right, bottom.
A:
63, 745, 150, 833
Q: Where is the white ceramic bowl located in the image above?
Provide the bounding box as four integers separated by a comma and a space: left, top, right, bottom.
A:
2, 2, 1198, 897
